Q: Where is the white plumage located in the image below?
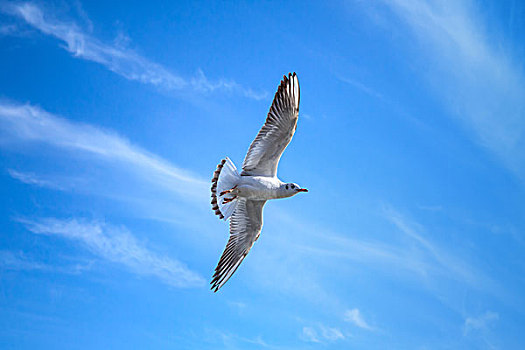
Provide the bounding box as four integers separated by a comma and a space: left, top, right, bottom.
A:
210, 72, 307, 292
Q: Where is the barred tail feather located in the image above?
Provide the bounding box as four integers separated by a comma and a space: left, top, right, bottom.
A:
211, 157, 239, 220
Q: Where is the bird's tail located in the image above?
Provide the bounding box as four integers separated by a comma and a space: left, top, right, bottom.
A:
211, 157, 240, 220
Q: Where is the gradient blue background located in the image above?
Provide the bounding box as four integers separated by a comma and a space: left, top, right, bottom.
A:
1, 1, 525, 349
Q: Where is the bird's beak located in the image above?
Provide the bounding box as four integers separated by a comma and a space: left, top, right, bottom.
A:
297, 188, 308, 192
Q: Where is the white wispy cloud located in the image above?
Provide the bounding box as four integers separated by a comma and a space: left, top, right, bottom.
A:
0, 250, 92, 274
272, 206, 481, 286
301, 327, 321, 343
464, 311, 499, 335
0, 250, 48, 271
292, 233, 427, 277
3, 2, 267, 100
0, 102, 208, 200
20, 217, 205, 288
344, 308, 373, 330
226, 300, 247, 315
301, 324, 345, 343
382, 204, 485, 287
7, 169, 65, 190
252, 203, 501, 322
202, 328, 277, 350
374, 0, 525, 180
338, 75, 385, 101
318, 324, 345, 341
0, 23, 18, 35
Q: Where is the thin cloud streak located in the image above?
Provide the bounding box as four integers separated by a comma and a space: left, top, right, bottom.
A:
0, 250, 50, 271
301, 324, 345, 343
246, 206, 471, 322
338, 75, 385, 101
7, 166, 213, 230
376, 0, 525, 180
269, 204, 496, 296
4, 2, 267, 100
202, 328, 281, 350
464, 311, 499, 335
0, 23, 18, 35
301, 327, 321, 343
7, 169, 65, 190
382, 205, 490, 288
20, 217, 205, 288
344, 308, 373, 330
273, 208, 447, 280
0, 102, 208, 200
0, 250, 93, 274
318, 325, 345, 341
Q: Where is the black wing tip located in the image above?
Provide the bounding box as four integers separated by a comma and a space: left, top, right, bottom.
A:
210, 283, 220, 293
277, 72, 299, 93
210, 275, 223, 292
281, 72, 297, 85
278, 72, 300, 107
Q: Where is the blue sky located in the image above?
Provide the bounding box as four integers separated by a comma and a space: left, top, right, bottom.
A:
1, 0, 525, 348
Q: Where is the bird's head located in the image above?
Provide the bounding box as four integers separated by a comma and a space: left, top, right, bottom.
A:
283, 182, 308, 197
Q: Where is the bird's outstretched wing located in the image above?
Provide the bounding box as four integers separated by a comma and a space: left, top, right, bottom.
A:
211, 198, 266, 292
241, 72, 300, 177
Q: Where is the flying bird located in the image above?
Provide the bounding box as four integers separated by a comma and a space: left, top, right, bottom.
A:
210, 72, 307, 292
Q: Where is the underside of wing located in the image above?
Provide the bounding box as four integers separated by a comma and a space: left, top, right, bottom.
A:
241, 72, 300, 177
210, 199, 266, 292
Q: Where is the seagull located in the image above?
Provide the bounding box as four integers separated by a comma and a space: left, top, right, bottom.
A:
210, 72, 307, 292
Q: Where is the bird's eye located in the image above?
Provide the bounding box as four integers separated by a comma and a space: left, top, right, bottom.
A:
285, 184, 289, 189
291, 184, 295, 189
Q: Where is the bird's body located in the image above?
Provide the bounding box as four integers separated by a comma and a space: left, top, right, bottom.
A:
210, 72, 306, 292
230, 176, 295, 200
